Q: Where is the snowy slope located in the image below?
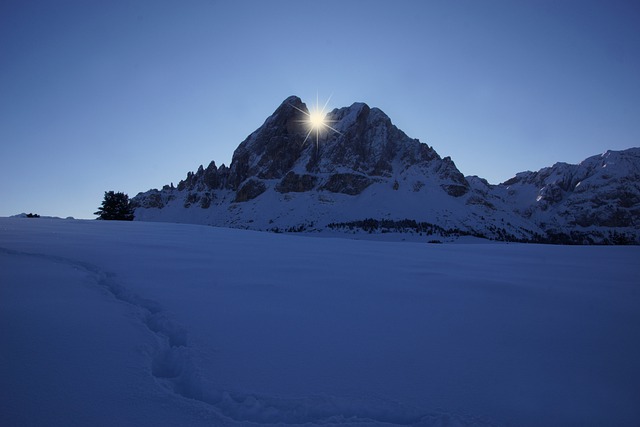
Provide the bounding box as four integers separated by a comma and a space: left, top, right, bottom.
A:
492, 148, 640, 243
2, 217, 640, 426
132, 97, 639, 244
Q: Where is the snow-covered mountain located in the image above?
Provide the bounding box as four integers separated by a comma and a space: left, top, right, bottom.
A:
490, 148, 640, 244
132, 96, 640, 244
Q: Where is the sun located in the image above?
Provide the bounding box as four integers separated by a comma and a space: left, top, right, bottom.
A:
308, 111, 326, 130
290, 93, 342, 149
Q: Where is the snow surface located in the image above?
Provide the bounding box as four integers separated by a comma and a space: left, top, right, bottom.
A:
1, 218, 639, 426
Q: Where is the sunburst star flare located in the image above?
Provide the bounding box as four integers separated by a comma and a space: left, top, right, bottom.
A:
290, 94, 342, 149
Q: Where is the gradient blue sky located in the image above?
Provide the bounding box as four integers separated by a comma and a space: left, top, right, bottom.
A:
1, 0, 639, 219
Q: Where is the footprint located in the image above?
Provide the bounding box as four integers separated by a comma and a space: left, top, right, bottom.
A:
1, 247, 495, 426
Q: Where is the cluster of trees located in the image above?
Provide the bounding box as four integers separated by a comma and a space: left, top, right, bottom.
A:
95, 191, 134, 221
327, 218, 471, 237
268, 223, 314, 233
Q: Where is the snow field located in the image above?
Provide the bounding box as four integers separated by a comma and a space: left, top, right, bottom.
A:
1, 218, 639, 426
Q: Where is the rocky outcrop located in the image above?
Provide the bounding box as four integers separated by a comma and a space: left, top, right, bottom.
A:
275, 172, 318, 193
229, 97, 308, 186
234, 179, 266, 202
320, 173, 374, 195
436, 157, 469, 197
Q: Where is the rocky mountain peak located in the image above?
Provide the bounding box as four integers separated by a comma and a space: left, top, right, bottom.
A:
228, 96, 310, 188
215, 95, 468, 198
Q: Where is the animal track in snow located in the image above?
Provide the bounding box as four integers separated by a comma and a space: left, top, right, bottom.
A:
1, 246, 495, 426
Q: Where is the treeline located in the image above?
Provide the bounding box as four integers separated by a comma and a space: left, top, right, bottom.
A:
325, 218, 638, 245
269, 223, 315, 233
327, 218, 479, 238
546, 230, 637, 245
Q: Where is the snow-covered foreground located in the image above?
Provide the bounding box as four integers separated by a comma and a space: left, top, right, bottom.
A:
1, 218, 639, 426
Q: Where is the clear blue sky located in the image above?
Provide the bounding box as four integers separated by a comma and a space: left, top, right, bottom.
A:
1, 0, 639, 219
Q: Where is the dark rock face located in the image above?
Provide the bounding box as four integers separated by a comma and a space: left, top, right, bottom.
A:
442, 184, 470, 197
436, 157, 469, 196
317, 104, 394, 176
275, 172, 318, 193
199, 192, 213, 209
313, 104, 443, 180
466, 195, 495, 209
184, 192, 199, 208
202, 162, 224, 189
133, 190, 165, 209
176, 161, 228, 192
229, 97, 309, 187
234, 179, 266, 202
320, 173, 374, 195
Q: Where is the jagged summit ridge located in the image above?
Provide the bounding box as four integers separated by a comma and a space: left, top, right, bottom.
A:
157, 96, 468, 200
231, 96, 467, 191
132, 96, 639, 244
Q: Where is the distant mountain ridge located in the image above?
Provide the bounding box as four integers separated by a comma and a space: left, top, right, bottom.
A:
132, 96, 640, 244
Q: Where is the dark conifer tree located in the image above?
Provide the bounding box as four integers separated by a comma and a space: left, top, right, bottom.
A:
94, 191, 134, 221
